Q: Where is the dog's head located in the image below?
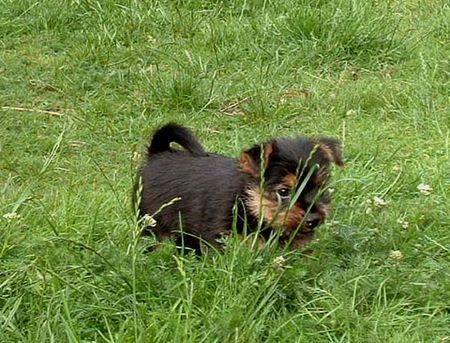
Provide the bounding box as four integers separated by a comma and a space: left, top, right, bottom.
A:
240, 136, 344, 246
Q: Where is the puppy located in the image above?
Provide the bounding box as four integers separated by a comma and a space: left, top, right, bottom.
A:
134, 123, 343, 253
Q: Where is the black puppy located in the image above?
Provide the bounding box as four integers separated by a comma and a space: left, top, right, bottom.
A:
134, 123, 343, 252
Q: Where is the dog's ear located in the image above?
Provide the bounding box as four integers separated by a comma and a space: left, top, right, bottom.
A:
240, 141, 276, 177
318, 137, 344, 167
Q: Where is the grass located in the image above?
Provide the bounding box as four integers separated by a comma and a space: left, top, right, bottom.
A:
0, 0, 449, 341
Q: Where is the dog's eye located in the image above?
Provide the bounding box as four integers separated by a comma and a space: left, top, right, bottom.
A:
277, 187, 291, 198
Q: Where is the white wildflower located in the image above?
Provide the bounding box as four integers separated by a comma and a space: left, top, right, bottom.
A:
373, 196, 387, 208
397, 219, 409, 229
3, 212, 22, 223
273, 256, 286, 270
417, 183, 432, 196
142, 214, 157, 227
389, 250, 404, 261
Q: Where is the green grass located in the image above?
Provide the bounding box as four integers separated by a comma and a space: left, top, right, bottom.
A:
1, 0, 449, 341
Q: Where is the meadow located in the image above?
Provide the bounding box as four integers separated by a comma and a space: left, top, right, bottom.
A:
0, 0, 449, 341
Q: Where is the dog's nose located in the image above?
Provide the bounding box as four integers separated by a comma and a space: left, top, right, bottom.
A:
304, 213, 322, 230
305, 219, 320, 229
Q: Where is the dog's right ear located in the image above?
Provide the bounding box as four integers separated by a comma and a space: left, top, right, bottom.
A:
318, 137, 344, 167
239, 141, 276, 177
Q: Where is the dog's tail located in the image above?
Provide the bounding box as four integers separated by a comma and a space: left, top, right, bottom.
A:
148, 123, 205, 156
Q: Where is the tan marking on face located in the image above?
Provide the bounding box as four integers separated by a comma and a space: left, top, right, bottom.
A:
245, 186, 278, 222
288, 206, 330, 249
286, 202, 331, 249
245, 186, 332, 250
245, 186, 305, 234
274, 205, 306, 236
281, 173, 297, 188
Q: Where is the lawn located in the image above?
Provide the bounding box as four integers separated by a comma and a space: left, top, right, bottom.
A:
0, 0, 449, 341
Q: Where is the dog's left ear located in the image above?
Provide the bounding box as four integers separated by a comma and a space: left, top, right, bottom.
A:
240, 141, 276, 177
318, 138, 344, 167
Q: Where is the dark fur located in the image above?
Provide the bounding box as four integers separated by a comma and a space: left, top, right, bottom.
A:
134, 123, 343, 253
